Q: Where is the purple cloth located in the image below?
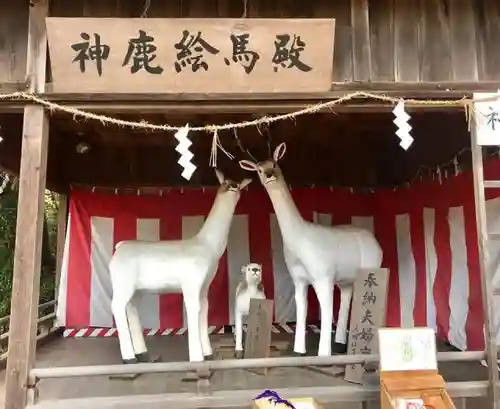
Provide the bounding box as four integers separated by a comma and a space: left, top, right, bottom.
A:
254, 390, 296, 409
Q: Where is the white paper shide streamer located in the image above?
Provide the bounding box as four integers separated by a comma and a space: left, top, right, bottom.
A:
174, 124, 197, 180
393, 101, 414, 150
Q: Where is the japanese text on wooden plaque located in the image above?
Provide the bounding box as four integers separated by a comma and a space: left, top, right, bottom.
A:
345, 268, 389, 384
46, 18, 335, 94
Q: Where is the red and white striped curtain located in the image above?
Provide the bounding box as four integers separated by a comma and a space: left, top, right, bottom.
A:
56, 159, 500, 351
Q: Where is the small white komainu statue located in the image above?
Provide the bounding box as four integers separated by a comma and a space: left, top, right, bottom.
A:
234, 262, 266, 354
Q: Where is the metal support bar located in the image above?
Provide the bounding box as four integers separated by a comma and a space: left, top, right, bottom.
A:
30, 351, 485, 379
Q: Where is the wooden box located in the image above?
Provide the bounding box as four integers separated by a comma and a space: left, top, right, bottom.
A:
380, 370, 456, 409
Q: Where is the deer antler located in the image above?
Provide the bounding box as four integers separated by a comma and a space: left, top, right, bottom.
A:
264, 126, 273, 158
233, 129, 258, 162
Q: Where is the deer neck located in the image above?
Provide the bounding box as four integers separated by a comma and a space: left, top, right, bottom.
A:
266, 182, 305, 245
196, 192, 238, 257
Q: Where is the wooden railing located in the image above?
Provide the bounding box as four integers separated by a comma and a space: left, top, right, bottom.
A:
29, 351, 490, 409
0, 300, 58, 362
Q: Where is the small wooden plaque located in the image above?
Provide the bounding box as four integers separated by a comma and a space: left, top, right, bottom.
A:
380, 370, 456, 409
243, 298, 274, 375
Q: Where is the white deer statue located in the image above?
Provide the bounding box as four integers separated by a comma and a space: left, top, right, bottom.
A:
240, 143, 383, 357
234, 262, 266, 355
109, 170, 252, 363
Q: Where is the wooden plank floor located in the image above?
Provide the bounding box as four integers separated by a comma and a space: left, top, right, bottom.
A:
0, 334, 493, 408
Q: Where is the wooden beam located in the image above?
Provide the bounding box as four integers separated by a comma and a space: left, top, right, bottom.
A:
4, 1, 49, 409
350, 0, 371, 81
0, 82, 27, 92
470, 126, 500, 407
32, 101, 465, 114
24, 381, 489, 409
39, 80, 500, 98
54, 194, 68, 298
0, 81, 498, 113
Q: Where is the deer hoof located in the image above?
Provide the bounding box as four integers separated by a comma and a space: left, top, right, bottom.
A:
135, 352, 151, 363
332, 343, 347, 355
122, 357, 138, 364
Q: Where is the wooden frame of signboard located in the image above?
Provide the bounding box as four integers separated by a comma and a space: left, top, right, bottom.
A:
45, 17, 335, 95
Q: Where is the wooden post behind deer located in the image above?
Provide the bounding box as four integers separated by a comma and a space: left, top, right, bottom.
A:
108, 170, 252, 363
240, 143, 383, 357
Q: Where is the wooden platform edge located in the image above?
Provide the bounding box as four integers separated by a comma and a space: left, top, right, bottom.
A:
25, 381, 488, 409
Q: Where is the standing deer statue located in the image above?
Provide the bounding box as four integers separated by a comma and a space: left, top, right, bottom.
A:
234, 262, 266, 355
239, 143, 383, 357
109, 170, 252, 363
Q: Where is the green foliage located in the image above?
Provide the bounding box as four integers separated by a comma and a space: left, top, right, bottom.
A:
0, 177, 59, 318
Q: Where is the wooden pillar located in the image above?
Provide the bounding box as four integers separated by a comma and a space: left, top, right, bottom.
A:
4, 1, 49, 409
54, 194, 68, 298
470, 127, 500, 408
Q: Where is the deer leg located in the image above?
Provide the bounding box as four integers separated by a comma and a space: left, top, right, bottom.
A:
313, 279, 334, 357
111, 289, 137, 363
335, 285, 353, 345
183, 287, 204, 362
199, 285, 212, 357
235, 311, 244, 352
126, 297, 149, 361
293, 280, 308, 354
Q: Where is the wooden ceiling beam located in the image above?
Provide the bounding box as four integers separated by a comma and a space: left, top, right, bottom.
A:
0, 81, 486, 114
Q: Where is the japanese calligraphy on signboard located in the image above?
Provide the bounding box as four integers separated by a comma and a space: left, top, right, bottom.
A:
473, 91, 500, 145
345, 268, 389, 384
45, 18, 335, 94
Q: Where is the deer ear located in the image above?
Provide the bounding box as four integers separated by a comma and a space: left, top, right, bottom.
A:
239, 178, 252, 190
239, 160, 258, 172
215, 169, 225, 184
273, 143, 287, 162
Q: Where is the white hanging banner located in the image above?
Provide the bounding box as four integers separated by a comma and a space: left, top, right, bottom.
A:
378, 327, 437, 372
473, 91, 500, 146
174, 124, 197, 181
393, 101, 413, 150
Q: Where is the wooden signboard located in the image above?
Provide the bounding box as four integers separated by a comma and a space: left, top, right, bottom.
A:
345, 268, 390, 384
45, 18, 335, 94
244, 298, 274, 375
380, 370, 456, 409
